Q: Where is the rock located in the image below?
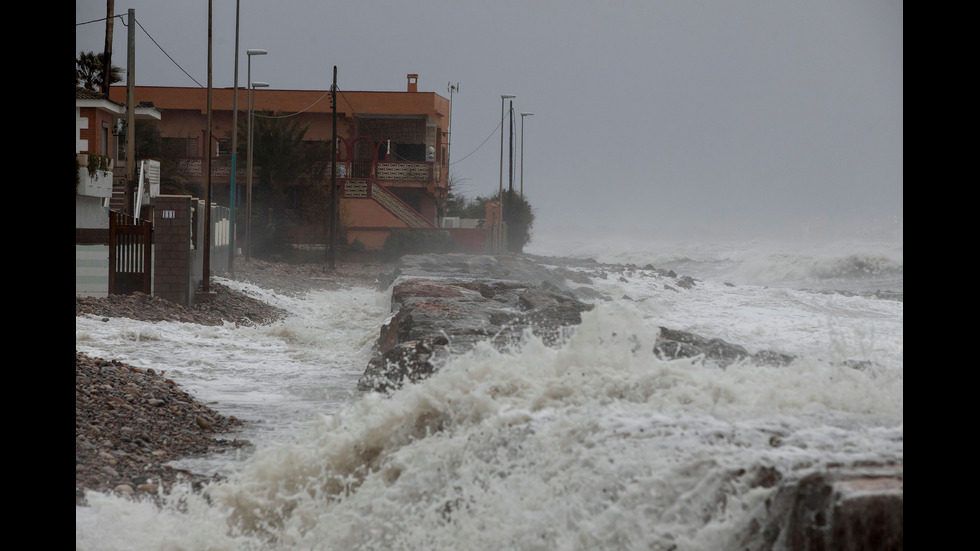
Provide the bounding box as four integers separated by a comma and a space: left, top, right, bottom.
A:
361, 254, 805, 390
361, 254, 596, 392
196, 416, 214, 431
734, 466, 903, 550
75, 351, 246, 504
359, 337, 450, 393
675, 275, 698, 289
655, 326, 796, 368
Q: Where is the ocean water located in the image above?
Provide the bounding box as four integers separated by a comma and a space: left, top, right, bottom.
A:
75, 226, 902, 550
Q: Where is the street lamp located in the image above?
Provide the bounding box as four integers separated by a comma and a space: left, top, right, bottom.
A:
520, 112, 533, 199
244, 48, 267, 261
228, 1, 241, 274
246, 80, 268, 261
498, 94, 515, 253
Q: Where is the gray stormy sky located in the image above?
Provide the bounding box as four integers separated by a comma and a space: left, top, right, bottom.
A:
76, 0, 903, 241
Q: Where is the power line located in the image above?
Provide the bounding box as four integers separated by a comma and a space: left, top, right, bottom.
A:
253, 90, 332, 120
133, 17, 205, 89
76, 13, 206, 89
449, 116, 503, 166
75, 15, 121, 27
79, 14, 503, 167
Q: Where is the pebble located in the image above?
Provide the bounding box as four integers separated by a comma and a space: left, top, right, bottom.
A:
75, 258, 384, 506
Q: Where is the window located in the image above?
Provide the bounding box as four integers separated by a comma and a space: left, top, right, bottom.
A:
395, 143, 426, 162
217, 138, 232, 156
101, 122, 110, 156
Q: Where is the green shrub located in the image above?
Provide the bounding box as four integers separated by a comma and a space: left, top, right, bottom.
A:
445, 189, 535, 253
383, 229, 458, 261
85, 153, 112, 179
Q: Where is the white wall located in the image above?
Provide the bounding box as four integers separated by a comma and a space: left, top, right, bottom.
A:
76, 245, 109, 298
76, 196, 109, 229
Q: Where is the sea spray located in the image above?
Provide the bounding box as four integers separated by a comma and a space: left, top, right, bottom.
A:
77, 237, 900, 550
174, 301, 901, 549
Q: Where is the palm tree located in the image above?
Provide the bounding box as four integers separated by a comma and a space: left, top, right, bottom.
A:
236, 112, 315, 255
246, 113, 310, 188
76, 51, 123, 92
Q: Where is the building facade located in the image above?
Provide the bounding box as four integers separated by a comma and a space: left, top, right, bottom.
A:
108, 74, 453, 251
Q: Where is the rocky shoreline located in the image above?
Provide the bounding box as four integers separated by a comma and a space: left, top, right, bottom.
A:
76, 254, 901, 549
75, 257, 388, 505
359, 253, 799, 393
75, 351, 247, 503
72, 253, 809, 504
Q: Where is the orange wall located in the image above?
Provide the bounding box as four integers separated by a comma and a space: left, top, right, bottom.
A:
106, 82, 453, 241
346, 229, 390, 251
108, 86, 450, 147
78, 107, 117, 157
342, 197, 409, 230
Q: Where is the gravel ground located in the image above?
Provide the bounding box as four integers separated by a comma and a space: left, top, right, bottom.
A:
75, 257, 389, 506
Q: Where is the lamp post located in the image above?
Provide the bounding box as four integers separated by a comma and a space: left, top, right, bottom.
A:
228, 0, 241, 274
244, 48, 267, 261
520, 112, 533, 199
246, 80, 268, 261
498, 94, 515, 253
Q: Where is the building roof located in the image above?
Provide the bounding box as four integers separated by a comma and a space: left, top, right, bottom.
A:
107, 85, 449, 122
77, 86, 163, 120
75, 86, 113, 100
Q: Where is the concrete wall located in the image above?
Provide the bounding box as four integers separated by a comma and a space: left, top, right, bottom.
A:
73, 195, 232, 306
152, 195, 230, 306
447, 228, 488, 254
152, 195, 194, 306
188, 200, 230, 299
76, 196, 109, 229
76, 244, 110, 298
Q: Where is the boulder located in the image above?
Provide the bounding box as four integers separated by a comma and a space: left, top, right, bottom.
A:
361, 253, 801, 390
358, 274, 592, 392
734, 466, 903, 551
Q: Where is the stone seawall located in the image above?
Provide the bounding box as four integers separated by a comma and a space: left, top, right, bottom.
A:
359, 253, 796, 393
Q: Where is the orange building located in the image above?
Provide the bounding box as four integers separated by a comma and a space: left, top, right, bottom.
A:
109, 74, 454, 251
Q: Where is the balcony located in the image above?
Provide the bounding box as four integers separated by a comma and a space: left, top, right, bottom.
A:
76, 154, 114, 198
376, 161, 434, 182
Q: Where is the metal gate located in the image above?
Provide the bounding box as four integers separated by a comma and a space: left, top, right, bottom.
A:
108, 211, 152, 295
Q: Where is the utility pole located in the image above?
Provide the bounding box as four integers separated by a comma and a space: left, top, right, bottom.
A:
508, 100, 515, 195
447, 82, 458, 168
228, 0, 240, 274
202, 0, 213, 294
102, 0, 114, 96
506, 100, 514, 251
444, 82, 458, 221
498, 94, 515, 254
125, 9, 135, 217
328, 66, 338, 269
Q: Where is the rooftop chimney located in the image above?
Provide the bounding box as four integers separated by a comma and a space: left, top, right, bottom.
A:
407, 74, 418, 92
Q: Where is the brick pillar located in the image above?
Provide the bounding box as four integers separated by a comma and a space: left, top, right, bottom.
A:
153, 195, 193, 306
